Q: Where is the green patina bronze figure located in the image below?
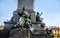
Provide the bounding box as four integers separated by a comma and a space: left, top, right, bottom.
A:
17, 7, 34, 31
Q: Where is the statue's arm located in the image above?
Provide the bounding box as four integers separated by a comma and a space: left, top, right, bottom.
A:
40, 12, 43, 16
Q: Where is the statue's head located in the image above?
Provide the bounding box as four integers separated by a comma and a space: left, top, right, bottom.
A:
37, 12, 39, 15
22, 7, 25, 11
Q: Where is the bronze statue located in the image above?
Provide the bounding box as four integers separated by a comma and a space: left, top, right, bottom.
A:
36, 12, 45, 28
36, 12, 43, 22
16, 7, 34, 30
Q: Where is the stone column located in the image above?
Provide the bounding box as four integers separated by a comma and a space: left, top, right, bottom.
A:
18, 0, 34, 10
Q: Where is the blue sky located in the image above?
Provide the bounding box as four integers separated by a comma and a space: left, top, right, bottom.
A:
0, 0, 60, 27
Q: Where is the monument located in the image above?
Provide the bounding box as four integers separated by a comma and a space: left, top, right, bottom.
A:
1, 0, 50, 38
